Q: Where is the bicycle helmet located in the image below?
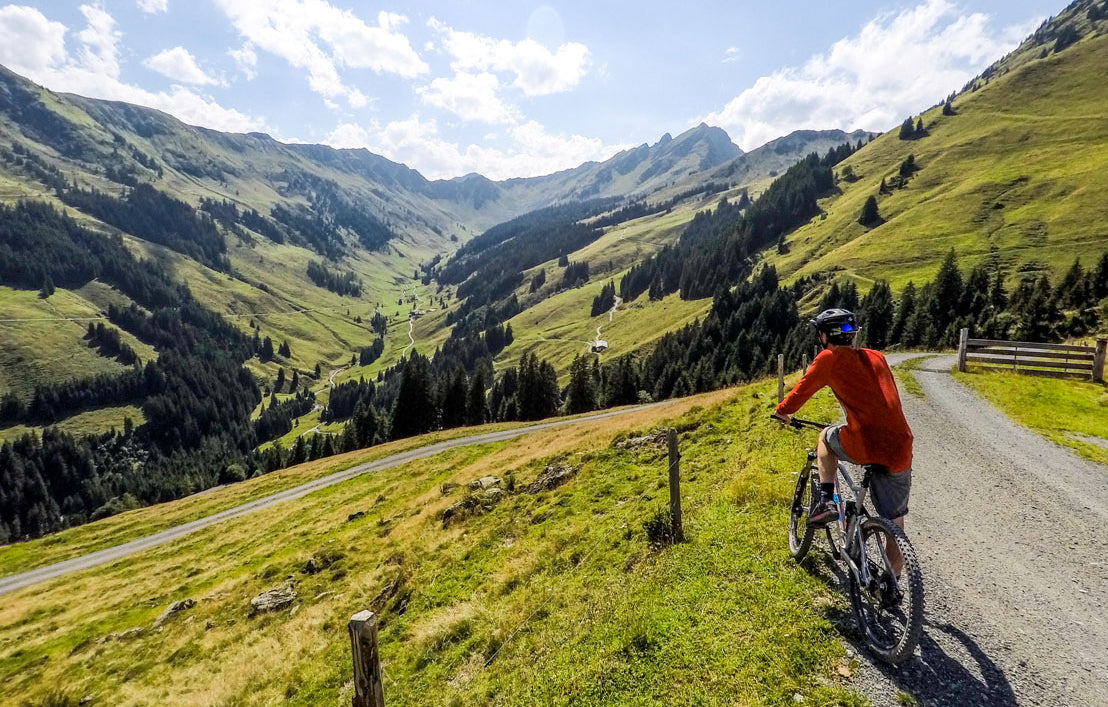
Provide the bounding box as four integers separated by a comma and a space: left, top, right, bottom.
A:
810, 308, 857, 345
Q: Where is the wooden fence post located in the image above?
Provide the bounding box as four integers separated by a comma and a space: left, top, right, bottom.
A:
801, 353, 809, 374
777, 354, 785, 402
667, 428, 684, 543
1094, 338, 1107, 383
957, 328, 969, 373
349, 610, 385, 707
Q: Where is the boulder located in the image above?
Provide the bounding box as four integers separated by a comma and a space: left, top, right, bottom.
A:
524, 462, 579, 493
250, 583, 297, 615
347, 511, 366, 522
440, 482, 460, 495
614, 430, 667, 451
153, 598, 196, 628
467, 476, 501, 490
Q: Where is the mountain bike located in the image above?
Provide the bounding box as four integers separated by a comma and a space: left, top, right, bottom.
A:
774, 415, 924, 664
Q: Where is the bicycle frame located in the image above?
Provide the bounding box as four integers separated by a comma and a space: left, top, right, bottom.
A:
795, 438, 898, 594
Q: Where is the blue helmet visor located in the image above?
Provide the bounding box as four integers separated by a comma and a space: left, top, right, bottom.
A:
839, 323, 855, 332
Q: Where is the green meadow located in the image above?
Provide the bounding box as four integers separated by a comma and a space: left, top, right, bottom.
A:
0, 378, 866, 707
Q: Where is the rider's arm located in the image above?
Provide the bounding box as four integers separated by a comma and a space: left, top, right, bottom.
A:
774, 352, 831, 417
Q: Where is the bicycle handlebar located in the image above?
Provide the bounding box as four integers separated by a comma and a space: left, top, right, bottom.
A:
769, 414, 828, 431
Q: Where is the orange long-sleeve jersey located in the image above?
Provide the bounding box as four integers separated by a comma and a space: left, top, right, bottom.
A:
775, 347, 913, 473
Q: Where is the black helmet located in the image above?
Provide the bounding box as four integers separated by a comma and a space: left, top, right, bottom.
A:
810, 308, 857, 344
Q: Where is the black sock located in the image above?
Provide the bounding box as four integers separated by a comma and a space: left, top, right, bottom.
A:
820, 483, 835, 501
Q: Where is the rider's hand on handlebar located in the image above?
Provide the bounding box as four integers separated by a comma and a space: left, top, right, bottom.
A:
772, 412, 792, 426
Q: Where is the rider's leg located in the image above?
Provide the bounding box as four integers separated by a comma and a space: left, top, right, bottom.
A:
816, 428, 838, 486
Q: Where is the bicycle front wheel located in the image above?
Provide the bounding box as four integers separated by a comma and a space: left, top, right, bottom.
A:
847, 516, 924, 664
788, 471, 817, 561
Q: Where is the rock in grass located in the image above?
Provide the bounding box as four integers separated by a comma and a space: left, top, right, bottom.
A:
250, 583, 297, 615
467, 476, 501, 490
154, 599, 196, 628
524, 462, 579, 493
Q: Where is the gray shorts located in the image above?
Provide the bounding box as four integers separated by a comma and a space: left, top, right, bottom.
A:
825, 424, 911, 519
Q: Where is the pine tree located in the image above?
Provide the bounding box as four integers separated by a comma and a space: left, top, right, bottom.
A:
439, 368, 468, 429
890, 282, 917, 346
858, 195, 881, 227
465, 370, 487, 426
898, 117, 915, 140
915, 118, 925, 136
390, 353, 436, 439
859, 281, 894, 350
942, 99, 956, 116
928, 249, 964, 343
1056, 258, 1090, 309
564, 355, 598, 415
275, 367, 286, 394
1093, 252, 1108, 300
261, 336, 274, 361
278, 340, 292, 358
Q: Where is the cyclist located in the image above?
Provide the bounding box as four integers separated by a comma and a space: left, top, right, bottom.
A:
772, 308, 914, 575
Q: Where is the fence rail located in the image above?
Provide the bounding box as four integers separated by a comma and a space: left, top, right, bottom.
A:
957, 328, 1106, 382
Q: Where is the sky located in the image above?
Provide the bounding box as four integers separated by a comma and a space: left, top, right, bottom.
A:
0, 1, 1060, 181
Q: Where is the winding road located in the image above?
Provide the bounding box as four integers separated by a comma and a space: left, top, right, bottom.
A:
3, 353, 1106, 707
838, 355, 1108, 707
0, 402, 669, 597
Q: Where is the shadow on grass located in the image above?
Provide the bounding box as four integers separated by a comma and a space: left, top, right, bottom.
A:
807, 551, 1016, 706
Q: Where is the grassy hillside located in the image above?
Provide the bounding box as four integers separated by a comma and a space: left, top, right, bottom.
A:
768, 30, 1108, 292
0, 379, 866, 707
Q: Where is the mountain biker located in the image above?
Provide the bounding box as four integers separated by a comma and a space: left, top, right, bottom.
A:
772, 308, 914, 575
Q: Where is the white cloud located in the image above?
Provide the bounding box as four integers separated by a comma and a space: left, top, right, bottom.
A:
0, 4, 267, 134
429, 19, 591, 96
706, 0, 1037, 149
213, 0, 427, 109
418, 72, 516, 124
76, 2, 121, 78
326, 115, 630, 181
228, 43, 257, 80
723, 47, 740, 64
144, 46, 222, 86
137, 0, 167, 14
0, 5, 68, 77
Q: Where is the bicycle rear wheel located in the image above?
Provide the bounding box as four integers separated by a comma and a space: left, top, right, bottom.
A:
788, 471, 817, 560
847, 516, 924, 664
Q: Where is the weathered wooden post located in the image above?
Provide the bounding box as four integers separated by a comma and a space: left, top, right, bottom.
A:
801, 353, 809, 374
957, 328, 969, 373
1093, 338, 1107, 383
667, 428, 684, 543
777, 353, 785, 403
349, 610, 385, 707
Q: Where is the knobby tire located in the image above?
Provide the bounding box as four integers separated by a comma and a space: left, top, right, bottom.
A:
847, 516, 924, 664
788, 470, 816, 561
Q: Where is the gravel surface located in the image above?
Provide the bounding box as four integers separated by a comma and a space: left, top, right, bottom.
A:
828, 354, 1108, 707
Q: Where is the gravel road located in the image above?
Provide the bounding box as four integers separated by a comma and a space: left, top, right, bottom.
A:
835, 355, 1108, 707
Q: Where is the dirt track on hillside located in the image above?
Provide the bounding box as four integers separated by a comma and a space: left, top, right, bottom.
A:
835, 355, 1107, 707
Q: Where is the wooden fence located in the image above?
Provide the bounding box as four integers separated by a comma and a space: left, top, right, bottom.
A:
957, 328, 1107, 382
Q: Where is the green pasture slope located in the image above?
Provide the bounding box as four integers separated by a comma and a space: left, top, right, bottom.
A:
0, 379, 872, 707
768, 25, 1108, 292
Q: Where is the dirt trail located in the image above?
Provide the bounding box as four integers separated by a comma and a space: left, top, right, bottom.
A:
841, 355, 1108, 707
